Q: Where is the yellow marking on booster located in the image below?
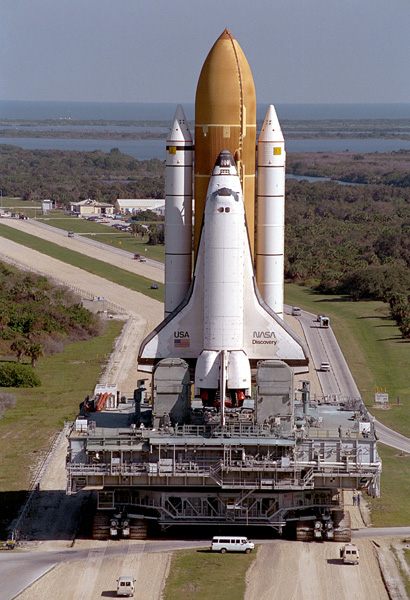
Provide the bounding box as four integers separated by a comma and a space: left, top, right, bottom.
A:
274, 147, 282, 155
169, 146, 176, 154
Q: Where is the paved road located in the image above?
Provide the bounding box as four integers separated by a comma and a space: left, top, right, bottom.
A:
373, 420, 410, 454
353, 527, 410, 539
289, 306, 410, 453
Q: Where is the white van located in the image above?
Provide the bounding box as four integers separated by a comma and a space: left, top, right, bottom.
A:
210, 536, 254, 554
340, 543, 359, 564
116, 576, 135, 596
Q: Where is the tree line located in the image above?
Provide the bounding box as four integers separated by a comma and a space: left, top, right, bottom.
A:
0, 145, 164, 206
285, 178, 410, 337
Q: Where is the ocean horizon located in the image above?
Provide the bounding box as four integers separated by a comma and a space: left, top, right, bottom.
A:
2, 100, 410, 121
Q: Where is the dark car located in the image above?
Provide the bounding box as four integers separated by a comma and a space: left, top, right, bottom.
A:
151, 284, 158, 290
133, 254, 141, 259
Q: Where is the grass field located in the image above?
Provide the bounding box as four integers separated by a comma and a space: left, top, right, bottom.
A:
163, 549, 256, 600
38, 214, 122, 234
0, 320, 123, 492
0, 224, 164, 301
0, 198, 41, 209
367, 445, 410, 526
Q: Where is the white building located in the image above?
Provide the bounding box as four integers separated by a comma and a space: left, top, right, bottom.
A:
70, 199, 114, 217
115, 199, 165, 216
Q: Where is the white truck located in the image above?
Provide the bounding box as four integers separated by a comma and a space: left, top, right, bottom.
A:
116, 576, 135, 596
317, 315, 330, 328
340, 543, 359, 564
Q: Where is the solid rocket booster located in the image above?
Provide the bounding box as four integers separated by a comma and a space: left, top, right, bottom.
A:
194, 28, 256, 257
256, 105, 286, 318
164, 105, 193, 316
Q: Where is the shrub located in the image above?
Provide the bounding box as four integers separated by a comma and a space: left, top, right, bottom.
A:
0, 363, 41, 387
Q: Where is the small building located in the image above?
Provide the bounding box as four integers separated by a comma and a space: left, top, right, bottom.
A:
41, 199, 53, 214
70, 199, 114, 217
115, 199, 165, 216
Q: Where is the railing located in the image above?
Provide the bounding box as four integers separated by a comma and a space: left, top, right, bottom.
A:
170, 423, 296, 440
67, 455, 381, 493
306, 428, 374, 440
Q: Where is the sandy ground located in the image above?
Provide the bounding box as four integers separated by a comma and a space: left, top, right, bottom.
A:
245, 538, 390, 600
16, 544, 171, 600
1, 228, 404, 599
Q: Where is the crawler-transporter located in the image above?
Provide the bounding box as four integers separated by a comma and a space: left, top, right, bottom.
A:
66, 360, 381, 541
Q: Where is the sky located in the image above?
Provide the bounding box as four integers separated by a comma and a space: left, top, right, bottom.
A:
2, 0, 410, 105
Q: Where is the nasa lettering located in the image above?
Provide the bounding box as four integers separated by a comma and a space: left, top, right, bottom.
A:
252, 331, 277, 345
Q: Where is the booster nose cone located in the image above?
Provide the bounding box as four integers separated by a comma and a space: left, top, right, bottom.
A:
168, 104, 192, 144
258, 104, 284, 144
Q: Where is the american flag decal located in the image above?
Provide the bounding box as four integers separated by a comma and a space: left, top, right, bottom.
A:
174, 338, 190, 348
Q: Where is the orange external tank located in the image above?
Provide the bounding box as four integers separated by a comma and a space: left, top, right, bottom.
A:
194, 29, 257, 257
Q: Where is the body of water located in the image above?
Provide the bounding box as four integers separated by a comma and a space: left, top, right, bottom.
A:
2, 136, 410, 160
286, 174, 360, 186
2, 101, 410, 159
0, 124, 168, 133
2, 100, 410, 121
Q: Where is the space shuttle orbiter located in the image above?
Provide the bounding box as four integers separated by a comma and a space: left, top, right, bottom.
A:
138, 150, 307, 401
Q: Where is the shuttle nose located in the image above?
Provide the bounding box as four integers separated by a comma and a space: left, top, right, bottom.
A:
212, 149, 237, 175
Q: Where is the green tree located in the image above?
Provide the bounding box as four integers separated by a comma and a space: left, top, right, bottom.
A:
10, 339, 29, 362
399, 316, 410, 339
130, 222, 146, 238
25, 342, 44, 367
148, 224, 164, 245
